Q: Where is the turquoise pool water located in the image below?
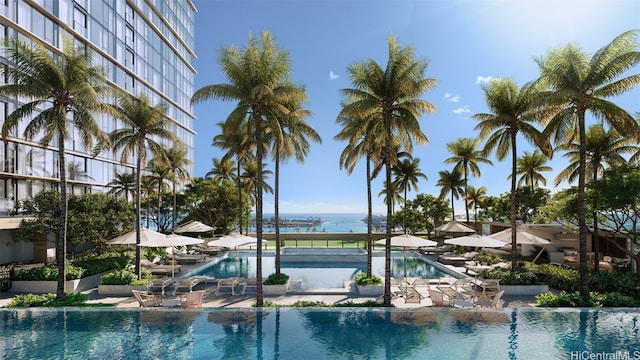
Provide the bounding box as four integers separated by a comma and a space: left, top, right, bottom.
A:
2, 308, 639, 359
191, 252, 451, 289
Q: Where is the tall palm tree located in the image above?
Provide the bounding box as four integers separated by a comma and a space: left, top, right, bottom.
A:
107, 171, 137, 201
335, 111, 384, 277
339, 36, 437, 306
213, 121, 253, 233
146, 161, 171, 232
161, 143, 192, 230
444, 138, 493, 223
465, 185, 487, 229
473, 78, 552, 270
270, 89, 320, 276
140, 174, 158, 228
191, 31, 303, 306
109, 92, 177, 279
513, 149, 552, 191
555, 124, 637, 271
392, 157, 427, 233
436, 169, 465, 220
536, 31, 640, 296
206, 157, 237, 183
0, 37, 112, 301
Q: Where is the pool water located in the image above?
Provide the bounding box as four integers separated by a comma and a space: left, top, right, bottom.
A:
2, 308, 639, 359
192, 252, 451, 289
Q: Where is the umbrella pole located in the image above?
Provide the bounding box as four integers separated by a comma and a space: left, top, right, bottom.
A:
532, 245, 547, 264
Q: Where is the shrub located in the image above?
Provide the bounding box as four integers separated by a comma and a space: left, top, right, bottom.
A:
480, 268, 543, 285
264, 273, 290, 285
101, 270, 137, 285
354, 272, 382, 286
7, 292, 88, 307
535, 291, 638, 307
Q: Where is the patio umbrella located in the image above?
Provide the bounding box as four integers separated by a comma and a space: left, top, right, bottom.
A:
434, 220, 476, 234
138, 234, 204, 280
173, 220, 215, 234
376, 234, 438, 279
489, 227, 551, 263
209, 234, 267, 249
444, 234, 506, 248
107, 227, 168, 245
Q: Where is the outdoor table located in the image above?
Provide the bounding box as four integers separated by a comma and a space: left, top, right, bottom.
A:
161, 298, 181, 308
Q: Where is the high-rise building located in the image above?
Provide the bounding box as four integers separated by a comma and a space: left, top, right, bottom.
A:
0, 0, 196, 263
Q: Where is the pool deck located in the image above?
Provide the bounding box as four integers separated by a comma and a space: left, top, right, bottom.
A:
0, 253, 540, 309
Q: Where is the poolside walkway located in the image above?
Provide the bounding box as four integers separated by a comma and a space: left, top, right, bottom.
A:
0, 252, 540, 309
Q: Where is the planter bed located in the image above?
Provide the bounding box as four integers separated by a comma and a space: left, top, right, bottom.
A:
11, 272, 107, 294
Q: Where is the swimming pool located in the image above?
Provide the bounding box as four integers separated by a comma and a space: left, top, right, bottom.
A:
2, 308, 639, 359
191, 252, 453, 289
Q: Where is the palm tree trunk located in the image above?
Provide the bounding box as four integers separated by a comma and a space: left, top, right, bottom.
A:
464, 164, 470, 223
157, 180, 162, 232
403, 185, 407, 234
450, 191, 455, 219
135, 147, 143, 279
510, 131, 518, 271
592, 170, 600, 272
237, 157, 243, 234
255, 117, 264, 307
577, 110, 589, 298
383, 133, 392, 307
56, 135, 68, 301
275, 150, 281, 277
366, 153, 373, 277
172, 181, 177, 230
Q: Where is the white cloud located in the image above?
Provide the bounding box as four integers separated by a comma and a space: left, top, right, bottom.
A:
329, 71, 340, 80
476, 76, 496, 85
453, 106, 471, 115
444, 93, 460, 103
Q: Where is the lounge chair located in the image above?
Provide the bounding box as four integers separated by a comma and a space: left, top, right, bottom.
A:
475, 290, 504, 308
147, 278, 173, 295
244, 278, 258, 293
215, 278, 238, 296
473, 278, 501, 296
420, 244, 454, 255
464, 261, 494, 274
399, 284, 424, 304
193, 244, 225, 256
173, 278, 197, 295
438, 252, 475, 266
180, 290, 205, 308
388, 278, 404, 298
428, 289, 454, 307
132, 290, 162, 307
140, 259, 181, 275
169, 253, 207, 264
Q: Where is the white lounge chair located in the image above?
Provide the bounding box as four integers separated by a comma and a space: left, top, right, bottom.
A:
132, 290, 162, 307
147, 278, 173, 295
475, 290, 505, 308
427, 289, 454, 307
180, 290, 205, 308
215, 278, 237, 296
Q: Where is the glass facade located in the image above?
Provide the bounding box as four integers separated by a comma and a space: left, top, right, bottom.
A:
0, 0, 196, 213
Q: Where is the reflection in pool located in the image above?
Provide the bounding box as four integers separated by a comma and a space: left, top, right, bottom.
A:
2, 308, 639, 359
191, 251, 454, 289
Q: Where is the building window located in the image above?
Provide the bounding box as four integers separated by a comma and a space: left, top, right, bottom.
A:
125, 4, 134, 24
125, 25, 134, 47
73, 5, 87, 33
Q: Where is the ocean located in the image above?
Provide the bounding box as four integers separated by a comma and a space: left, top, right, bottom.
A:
250, 213, 386, 233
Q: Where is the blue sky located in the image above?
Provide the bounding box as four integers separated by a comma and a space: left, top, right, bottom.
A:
191, 0, 640, 215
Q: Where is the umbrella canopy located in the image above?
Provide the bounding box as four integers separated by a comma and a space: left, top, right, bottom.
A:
444, 234, 506, 248
488, 228, 551, 245
209, 234, 267, 249
107, 227, 167, 245
434, 221, 476, 233
173, 220, 215, 234
376, 234, 438, 248
138, 233, 204, 247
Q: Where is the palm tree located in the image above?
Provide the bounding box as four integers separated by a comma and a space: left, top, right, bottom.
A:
0, 37, 112, 301
444, 138, 493, 223
146, 161, 171, 232
335, 111, 384, 277
555, 124, 637, 271
436, 169, 465, 220
473, 78, 552, 270
536, 31, 640, 296
513, 149, 552, 191
161, 143, 192, 230
392, 157, 427, 233
465, 185, 487, 229
191, 31, 302, 306
338, 36, 437, 306
109, 92, 178, 279
270, 89, 320, 276
206, 157, 237, 182
213, 122, 253, 233
140, 174, 158, 227
107, 171, 137, 201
